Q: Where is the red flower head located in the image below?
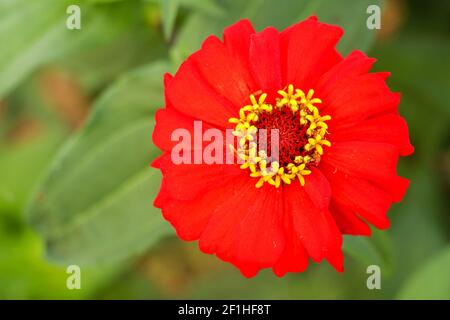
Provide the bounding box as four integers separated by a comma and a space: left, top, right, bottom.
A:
152, 16, 413, 277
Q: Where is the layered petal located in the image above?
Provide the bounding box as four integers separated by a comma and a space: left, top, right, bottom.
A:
161, 177, 242, 241
321, 163, 392, 229
320, 141, 409, 230
316, 50, 376, 87
249, 27, 282, 102
223, 19, 256, 87
192, 35, 257, 109
330, 113, 414, 156
166, 59, 236, 128
153, 172, 171, 209
199, 177, 285, 277
329, 199, 372, 236
273, 168, 337, 276
153, 107, 214, 152
320, 74, 400, 125
322, 141, 409, 202
280, 16, 343, 89
156, 153, 244, 201
272, 211, 309, 276
283, 172, 343, 271
316, 51, 400, 125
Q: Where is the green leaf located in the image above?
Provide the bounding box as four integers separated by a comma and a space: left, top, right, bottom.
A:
177, 0, 225, 17
383, 168, 447, 296
86, 0, 127, 3
145, 0, 224, 17
0, 130, 64, 213
342, 234, 390, 269
0, 0, 152, 98
397, 245, 450, 299
373, 32, 450, 121
171, 0, 381, 63
0, 0, 69, 98
0, 227, 121, 299
56, 0, 168, 93
57, 20, 167, 93
161, 0, 179, 41
297, 0, 381, 55
27, 61, 172, 265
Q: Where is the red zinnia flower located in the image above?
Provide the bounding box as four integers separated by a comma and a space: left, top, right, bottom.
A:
152, 16, 413, 277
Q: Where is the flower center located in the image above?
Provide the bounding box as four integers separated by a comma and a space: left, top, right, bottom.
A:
229, 85, 331, 188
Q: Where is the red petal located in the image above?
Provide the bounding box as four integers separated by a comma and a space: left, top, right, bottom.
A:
331, 113, 414, 156
150, 153, 164, 169
192, 35, 256, 109
167, 59, 236, 128
152, 107, 214, 152
322, 141, 409, 202
233, 185, 285, 277
280, 16, 343, 89
158, 153, 244, 201
374, 71, 391, 80
329, 199, 372, 236
223, 19, 256, 88
249, 27, 282, 101
321, 164, 392, 229
316, 50, 376, 86
272, 211, 309, 277
199, 178, 285, 277
273, 219, 309, 277
273, 169, 330, 276
163, 73, 174, 109
153, 170, 171, 209
154, 73, 219, 152
317, 64, 400, 125
303, 168, 331, 209
161, 179, 239, 241
283, 180, 343, 268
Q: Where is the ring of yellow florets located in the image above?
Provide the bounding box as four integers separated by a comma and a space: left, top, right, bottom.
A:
228, 84, 331, 188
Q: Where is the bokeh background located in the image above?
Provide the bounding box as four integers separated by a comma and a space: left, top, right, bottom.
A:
0, 0, 449, 299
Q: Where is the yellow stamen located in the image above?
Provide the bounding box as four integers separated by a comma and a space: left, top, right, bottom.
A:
229, 85, 331, 188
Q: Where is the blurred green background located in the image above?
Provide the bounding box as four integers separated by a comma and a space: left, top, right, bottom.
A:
0, 0, 449, 299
